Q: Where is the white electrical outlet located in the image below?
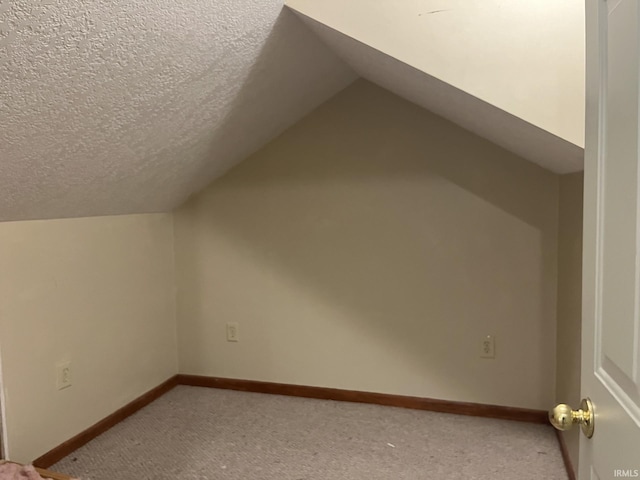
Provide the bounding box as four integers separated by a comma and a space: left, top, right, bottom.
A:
480, 335, 495, 359
56, 361, 72, 390
226, 322, 239, 342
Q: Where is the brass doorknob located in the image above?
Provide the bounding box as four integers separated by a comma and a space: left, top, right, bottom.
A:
549, 398, 594, 438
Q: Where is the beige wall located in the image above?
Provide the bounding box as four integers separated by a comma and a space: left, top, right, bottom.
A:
0, 80, 570, 463
556, 172, 584, 469
0, 213, 178, 463
175, 80, 560, 409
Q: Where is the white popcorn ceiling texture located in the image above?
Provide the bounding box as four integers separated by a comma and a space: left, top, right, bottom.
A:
293, 12, 584, 175
0, 0, 356, 221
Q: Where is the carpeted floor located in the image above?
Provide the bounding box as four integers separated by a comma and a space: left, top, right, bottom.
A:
52, 386, 568, 479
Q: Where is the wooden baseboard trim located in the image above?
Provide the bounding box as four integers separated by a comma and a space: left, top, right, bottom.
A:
32, 375, 179, 469
176, 374, 548, 424
32, 374, 549, 469
555, 430, 577, 480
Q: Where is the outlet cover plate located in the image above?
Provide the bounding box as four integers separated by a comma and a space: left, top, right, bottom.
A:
56, 361, 72, 390
226, 322, 239, 342
481, 335, 495, 359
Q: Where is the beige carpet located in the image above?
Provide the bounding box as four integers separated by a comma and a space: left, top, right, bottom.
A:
52, 386, 568, 479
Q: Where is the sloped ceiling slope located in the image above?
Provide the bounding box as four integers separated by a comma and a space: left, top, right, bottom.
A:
287, 0, 585, 174
0, 1, 356, 222
290, 13, 583, 174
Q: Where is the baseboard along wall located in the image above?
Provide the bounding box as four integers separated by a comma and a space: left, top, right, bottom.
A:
32, 376, 179, 469
554, 430, 577, 480
177, 375, 548, 423
33, 375, 566, 475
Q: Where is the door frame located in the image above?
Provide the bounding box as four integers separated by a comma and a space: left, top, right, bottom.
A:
0, 347, 8, 459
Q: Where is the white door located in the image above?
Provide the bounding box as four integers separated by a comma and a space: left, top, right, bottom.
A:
581, 0, 640, 478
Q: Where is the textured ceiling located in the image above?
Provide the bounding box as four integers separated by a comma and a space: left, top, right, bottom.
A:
0, 0, 356, 221
290, 13, 584, 174
1, 0, 584, 222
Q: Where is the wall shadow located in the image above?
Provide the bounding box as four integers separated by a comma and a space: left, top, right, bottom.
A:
176, 79, 560, 409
